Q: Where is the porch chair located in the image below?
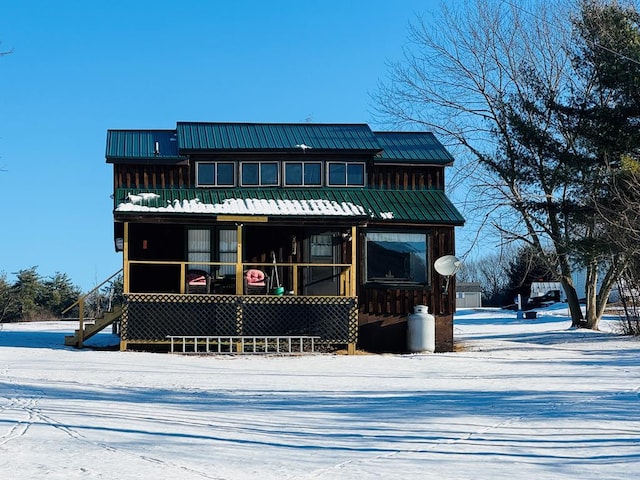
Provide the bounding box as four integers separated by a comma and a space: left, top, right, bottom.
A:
244, 269, 270, 295
186, 269, 211, 294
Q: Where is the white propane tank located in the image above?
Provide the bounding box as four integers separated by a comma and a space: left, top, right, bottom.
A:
407, 305, 435, 353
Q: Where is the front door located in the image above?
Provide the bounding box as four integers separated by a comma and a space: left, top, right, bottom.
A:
303, 231, 340, 295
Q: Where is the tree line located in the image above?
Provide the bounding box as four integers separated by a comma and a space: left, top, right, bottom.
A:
0, 267, 121, 323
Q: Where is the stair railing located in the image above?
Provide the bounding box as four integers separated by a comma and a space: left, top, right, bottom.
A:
62, 269, 123, 348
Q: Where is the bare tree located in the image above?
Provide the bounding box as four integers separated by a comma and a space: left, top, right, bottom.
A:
374, 0, 640, 329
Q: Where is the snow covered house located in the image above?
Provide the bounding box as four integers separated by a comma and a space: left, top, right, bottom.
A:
91, 122, 464, 353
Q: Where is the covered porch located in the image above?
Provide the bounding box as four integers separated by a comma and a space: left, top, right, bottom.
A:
118, 219, 360, 353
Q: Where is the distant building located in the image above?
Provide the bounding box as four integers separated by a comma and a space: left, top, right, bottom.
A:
529, 282, 565, 302
456, 282, 483, 308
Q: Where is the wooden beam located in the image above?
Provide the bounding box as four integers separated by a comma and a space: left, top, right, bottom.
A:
123, 222, 130, 294
235, 223, 244, 295
217, 215, 268, 223
350, 225, 357, 297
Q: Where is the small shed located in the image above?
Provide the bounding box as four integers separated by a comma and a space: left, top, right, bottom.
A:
456, 282, 483, 308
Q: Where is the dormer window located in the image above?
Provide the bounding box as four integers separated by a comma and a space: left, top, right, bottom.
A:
284, 162, 322, 186
327, 162, 365, 187
196, 162, 235, 187
241, 161, 279, 186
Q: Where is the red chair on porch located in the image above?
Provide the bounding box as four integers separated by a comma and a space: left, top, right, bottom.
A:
186, 269, 211, 294
244, 269, 269, 295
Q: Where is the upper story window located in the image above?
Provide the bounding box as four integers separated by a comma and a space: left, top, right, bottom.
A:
327, 162, 365, 187
196, 162, 235, 187
284, 162, 322, 186
195, 160, 366, 187
241, 162, 279, 186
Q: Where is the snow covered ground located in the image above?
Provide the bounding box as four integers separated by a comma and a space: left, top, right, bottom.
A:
1, 305, 638, 479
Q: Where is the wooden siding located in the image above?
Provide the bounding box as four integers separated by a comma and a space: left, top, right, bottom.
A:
356, 225, 456, 353
115, 164, 190, 189
115, 163, 444, 191
357, 225, 455, 317
368, 165, 443, 190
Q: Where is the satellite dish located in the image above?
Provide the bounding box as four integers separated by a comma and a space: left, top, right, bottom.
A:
434, 255, 462, 277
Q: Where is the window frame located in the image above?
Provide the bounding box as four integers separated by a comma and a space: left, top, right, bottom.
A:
240, 161, 280, 187
195, 161, 235, 187
326, 161, 366, 187
186, 227, 238, 278
283, 161, 323, 187
363, 230, 429, 285
187, 228, 212, 273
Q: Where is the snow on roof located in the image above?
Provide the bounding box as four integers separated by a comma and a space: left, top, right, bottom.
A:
116, 196, 369, 217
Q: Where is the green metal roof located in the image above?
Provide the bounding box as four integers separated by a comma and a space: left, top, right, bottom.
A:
373, 132, 454, 165
113, 188, 465, 225
106, 130, 185, 163
176, 122, 383, 152
104, 124, 460, 166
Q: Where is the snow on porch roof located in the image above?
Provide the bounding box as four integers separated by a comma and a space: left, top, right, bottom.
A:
113, 188, 465, 225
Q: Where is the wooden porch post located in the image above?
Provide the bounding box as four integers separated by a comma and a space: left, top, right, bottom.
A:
350, 225, 357, 297
121, 221, 129, 352
235, 223, 244, 295
123, 222, 130, 294
235, 223, 244, 340
347, 224, 358, 355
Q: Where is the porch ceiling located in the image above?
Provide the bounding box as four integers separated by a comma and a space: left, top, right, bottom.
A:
113, 188, 465, 225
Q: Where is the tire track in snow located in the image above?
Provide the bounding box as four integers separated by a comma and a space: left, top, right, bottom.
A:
299, 380, 640, 479
0, 397, 38, 447
1, 369, 226, 479
0, 365, 39, 447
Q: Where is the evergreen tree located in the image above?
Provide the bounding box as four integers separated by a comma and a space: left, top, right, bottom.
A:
41, 272, 82, 316
11, 267, 44, 321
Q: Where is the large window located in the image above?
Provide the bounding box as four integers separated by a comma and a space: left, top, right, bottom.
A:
196, 162, 235, 187
284, 162, 322, 186
241, 162, 279, 186
187, 229, 211, 272
365, 232, 427, 283
187, 228, 237, 277
327, 162, 365, 186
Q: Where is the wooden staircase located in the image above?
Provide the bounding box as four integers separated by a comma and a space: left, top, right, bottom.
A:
64, 306, 122, 347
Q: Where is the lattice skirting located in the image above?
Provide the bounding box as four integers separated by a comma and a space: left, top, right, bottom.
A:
121, 293, 358, 346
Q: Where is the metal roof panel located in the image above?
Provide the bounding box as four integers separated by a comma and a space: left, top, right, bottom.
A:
106, 130, 184, 163
176, 122, 383, 152
373, 132, 454, 165
114, 188, 464, 225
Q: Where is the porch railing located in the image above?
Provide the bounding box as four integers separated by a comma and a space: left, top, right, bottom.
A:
62, 269, 124, 348
124, 260, 354, 296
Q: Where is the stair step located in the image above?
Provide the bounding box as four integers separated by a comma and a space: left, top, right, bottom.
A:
65, 306, 122, 348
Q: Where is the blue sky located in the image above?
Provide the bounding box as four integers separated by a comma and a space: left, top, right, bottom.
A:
0, 0, 454, 290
